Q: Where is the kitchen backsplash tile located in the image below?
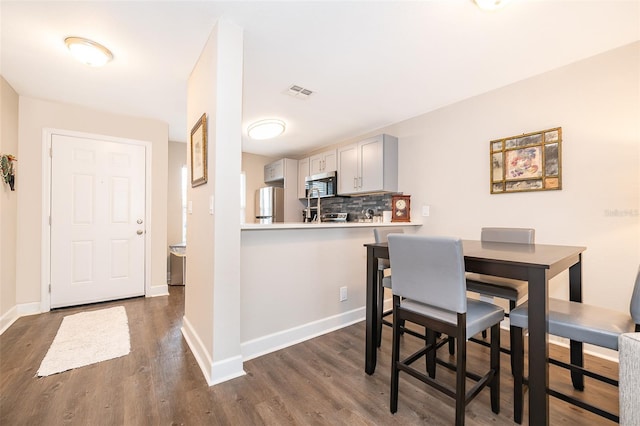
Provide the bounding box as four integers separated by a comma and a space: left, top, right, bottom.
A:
319, 194, 394, 221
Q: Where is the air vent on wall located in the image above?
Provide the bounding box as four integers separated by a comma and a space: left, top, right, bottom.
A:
287, 84, 314, 99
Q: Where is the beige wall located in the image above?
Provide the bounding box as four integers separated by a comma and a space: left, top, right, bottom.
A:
388, 42, 639, 318
16, 97, 169, 307
183, 18, 244, 385
0, 76, 19, 326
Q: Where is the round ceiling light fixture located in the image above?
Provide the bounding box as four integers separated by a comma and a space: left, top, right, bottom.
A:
64, 36, 114, 67
248, 119, 286, 140
474, 0, 513, 11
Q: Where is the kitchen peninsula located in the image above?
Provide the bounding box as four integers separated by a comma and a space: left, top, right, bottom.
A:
241, 221, 414, 230
239, 221, 421, 361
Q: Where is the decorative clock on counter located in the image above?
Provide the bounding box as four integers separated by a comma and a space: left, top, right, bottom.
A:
391, 194, 411, 222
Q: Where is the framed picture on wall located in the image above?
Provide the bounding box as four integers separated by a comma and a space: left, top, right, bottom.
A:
190, 113, 208, 187
490, 127, 562, 194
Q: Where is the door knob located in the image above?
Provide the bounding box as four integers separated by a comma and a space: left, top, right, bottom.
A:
137, 219, 143, 224
137, 230, 144, 235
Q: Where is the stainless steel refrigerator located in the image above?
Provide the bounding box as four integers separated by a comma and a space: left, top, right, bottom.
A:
255, 186, 284, 224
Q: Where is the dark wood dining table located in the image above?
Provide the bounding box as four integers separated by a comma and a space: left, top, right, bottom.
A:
364, 239, 586, 426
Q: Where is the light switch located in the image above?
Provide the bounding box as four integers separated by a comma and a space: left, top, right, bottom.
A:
188, 200, 193, 214
422, 205, 430, 217
209, 195, 214, 215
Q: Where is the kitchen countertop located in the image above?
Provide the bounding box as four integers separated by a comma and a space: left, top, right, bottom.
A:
241, 221, 422, 230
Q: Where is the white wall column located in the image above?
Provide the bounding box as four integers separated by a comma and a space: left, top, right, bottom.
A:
183, 18, 244, 385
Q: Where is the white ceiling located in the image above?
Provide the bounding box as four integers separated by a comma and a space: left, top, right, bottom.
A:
2, 1, 638, 157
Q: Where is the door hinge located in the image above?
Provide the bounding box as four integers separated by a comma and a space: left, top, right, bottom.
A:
49, 216, 51, 226
49, 147, 52, 157
49, 283, 51, 293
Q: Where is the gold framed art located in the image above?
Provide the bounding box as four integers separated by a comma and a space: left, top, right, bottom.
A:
490, 127, 562, 194
391, 194, 411, 222
190, 113, 208, 187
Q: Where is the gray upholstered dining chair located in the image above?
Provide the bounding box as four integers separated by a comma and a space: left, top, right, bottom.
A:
465, 227, 535, 364
388, 234, 504, 426
373, 228, 404, 346
510, 265, 640, 424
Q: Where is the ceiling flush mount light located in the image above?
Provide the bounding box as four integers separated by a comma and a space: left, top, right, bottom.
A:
474, 0, 513, 11
248, 119, 286, 140
64, 36, 113, 67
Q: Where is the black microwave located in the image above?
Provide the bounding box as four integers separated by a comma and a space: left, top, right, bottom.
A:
305, 171, 338, 198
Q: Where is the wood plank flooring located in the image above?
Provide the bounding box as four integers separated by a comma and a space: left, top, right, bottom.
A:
0, 287, 618, 425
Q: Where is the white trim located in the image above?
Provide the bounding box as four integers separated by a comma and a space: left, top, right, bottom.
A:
181, 315, 246, 386
146, 285, 169, 297
241, 306, 365, 361
0, 306, 18, 335
1, 303, 43, 335
16, 302, 42, 316
41, 128, 153, 311
211, 356, 245, 385
181, 315, 214, 385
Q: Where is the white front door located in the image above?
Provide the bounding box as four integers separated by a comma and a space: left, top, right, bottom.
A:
50, 134, 146, 308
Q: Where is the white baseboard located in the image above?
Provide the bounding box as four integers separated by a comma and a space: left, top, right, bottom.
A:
181, 315, 246, 386
181, 315, 214, 385
211, 355, 245, 385
17, 302, 42, 316
241, 306, 365, 362
1, 302, 42, 336
0, 306, 18, 335
147, 284, 169, 297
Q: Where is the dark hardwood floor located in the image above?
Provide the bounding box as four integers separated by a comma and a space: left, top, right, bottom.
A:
0, 287, 618, 425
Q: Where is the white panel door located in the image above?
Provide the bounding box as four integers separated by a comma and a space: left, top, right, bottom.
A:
50, 134, 146, 308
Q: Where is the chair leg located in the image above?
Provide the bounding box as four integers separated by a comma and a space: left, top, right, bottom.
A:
390, 298, 401, 413
377, 271, 384, 347
509, 300, 517, 374
427, 329, 437, 378
512, 325, 525, 424
481, 329, 487, 339
448, 335, 455, 355
490, 323, 501, 414
455, 331, 467, 426
570, 340, 585, 391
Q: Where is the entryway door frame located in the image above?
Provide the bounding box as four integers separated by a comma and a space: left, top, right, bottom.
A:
40, 128, 153, 312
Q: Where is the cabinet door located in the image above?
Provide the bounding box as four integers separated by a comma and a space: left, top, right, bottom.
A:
264, 159, 284, 182
309, 154, 324, 175
323, 149, 337, 172
337, 143, 359, 195
297, 157, 309, 199
359, 137, 384, 192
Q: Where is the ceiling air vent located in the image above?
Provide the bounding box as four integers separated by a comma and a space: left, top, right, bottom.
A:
287, 84, 314, 99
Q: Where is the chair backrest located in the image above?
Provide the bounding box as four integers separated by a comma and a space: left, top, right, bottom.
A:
481, 227, 535, 244
373, 228, 404, 244
388, 234, 467, 313
629, 265, 640, 325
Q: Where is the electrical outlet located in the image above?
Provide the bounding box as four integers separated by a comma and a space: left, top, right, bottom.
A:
339, 286, 348, 302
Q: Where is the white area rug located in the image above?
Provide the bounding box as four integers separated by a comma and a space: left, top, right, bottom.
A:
37, 306, 130, 377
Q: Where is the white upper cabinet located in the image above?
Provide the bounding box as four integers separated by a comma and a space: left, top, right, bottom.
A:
337, 134, 398, 195
297, 157, 310, 199
309, 149, 337, 175
264, 159, 285, 182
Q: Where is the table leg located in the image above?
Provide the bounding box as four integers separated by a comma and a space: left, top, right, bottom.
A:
365, 246, 378, 375
528, 267, 550, 426
569, 257, 584, 390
